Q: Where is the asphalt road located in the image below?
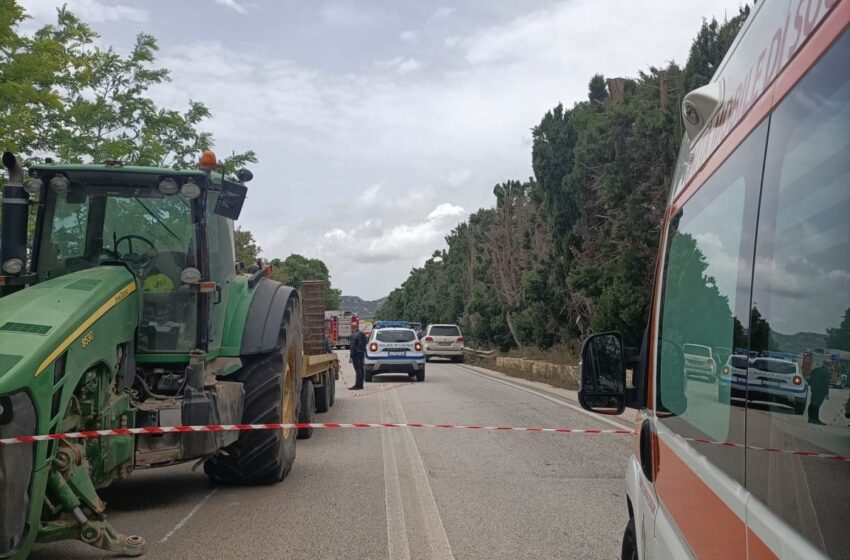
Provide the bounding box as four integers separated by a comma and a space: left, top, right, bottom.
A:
30, 355, 633, 560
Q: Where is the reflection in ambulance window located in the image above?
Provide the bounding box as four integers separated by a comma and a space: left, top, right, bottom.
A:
746, 29, 849, 559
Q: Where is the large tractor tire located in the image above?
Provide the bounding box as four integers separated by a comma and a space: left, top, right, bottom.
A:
298, 378, 315, 439
315, 372, 331, 413
204, 297, 302, 485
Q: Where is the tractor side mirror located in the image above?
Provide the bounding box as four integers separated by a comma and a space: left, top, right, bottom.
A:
214, 179, 247, 220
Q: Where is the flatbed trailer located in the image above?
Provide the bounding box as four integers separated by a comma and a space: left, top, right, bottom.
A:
296, 282, 339, 438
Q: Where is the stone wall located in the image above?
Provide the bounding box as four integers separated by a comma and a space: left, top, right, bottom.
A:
493, 357, 579, 389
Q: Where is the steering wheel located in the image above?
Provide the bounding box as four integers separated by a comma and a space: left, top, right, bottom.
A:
114, 234, 157, 269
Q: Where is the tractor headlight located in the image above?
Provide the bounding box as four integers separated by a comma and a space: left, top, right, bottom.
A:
49, 175, 69, 193
158, 177, 179, 195
23, 177, 43, 194
180, 180, 201, 200
1, 259, 23, 274
180, 267, 202, 284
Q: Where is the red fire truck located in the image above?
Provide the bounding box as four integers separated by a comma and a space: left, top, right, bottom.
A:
325, 311, 359, 349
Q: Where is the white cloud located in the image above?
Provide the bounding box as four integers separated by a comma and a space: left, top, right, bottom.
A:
375, 56, 422, 74
358, 182, 383, 205
324, 228, 347, 241
396, 58, 421, 74
214, 0, 247, 14
19, 0, 147, 22
427, 203, 465, 221
443, 169, 472, 187
400, 30, 419, 42
324, 203, 466, 264
319, 3, 383, 28
431, 7, 457, 20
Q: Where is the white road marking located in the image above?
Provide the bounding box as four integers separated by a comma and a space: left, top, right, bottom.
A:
158, 488, 217, 543
385, 389, 455, 560
453, 363, 633, 430
381, 412, 412, 560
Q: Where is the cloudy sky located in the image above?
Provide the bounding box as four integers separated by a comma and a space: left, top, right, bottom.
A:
20, 0, 744, 300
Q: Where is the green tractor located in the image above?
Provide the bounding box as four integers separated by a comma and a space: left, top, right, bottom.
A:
0, 151, 305, 558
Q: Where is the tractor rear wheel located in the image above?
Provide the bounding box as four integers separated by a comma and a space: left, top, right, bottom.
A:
204, 297, 302, 485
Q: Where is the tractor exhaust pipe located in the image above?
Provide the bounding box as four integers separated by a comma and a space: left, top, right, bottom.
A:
1, 152, 28, 292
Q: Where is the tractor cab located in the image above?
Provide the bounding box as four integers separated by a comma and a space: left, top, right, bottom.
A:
1, 151, 249, 355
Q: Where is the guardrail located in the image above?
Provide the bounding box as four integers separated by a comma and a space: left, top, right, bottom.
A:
463, 347, 495, 356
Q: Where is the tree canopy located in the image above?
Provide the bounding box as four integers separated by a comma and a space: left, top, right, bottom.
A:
2, 2, 342, 311
378, 10, 750, 350
0, 2, 255, 169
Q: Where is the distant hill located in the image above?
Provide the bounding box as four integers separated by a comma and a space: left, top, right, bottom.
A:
771, 330, 827, 353
340, 295, 386, 318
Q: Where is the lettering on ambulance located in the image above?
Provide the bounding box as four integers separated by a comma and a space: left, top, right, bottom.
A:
745, 28, 850, 559
675, 0, 835, 195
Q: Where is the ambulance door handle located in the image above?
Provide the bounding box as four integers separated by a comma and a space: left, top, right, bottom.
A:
639, 419, 655, 482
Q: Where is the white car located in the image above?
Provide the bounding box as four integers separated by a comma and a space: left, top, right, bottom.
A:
717, 354, 749, 403
683, 343, 716, 382
422, 324, 464, 362
743, 357, 808, 414
364, 327, 426, 382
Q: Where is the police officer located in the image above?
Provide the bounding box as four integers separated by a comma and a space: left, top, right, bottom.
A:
348, 325, 367, 390
807, 358, 830, 425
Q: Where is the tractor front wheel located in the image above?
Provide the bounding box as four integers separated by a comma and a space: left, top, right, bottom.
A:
204, 297, 302, 484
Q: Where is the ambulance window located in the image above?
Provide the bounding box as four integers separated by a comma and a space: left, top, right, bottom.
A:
746, 30, 849, 558
655, 120, 766, 484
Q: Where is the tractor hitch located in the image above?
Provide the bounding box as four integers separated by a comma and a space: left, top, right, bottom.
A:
38, 441, 146, 556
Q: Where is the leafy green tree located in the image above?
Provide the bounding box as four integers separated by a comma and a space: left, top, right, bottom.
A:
1, 2, 255, 169
826, 308, 850, 351
0, 3, 95, 155
588, 74, 607, 103
270, 254, 341, 310
234, 227, 260, 266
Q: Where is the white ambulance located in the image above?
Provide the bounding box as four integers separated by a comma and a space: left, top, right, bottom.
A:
579, 2, 849, 558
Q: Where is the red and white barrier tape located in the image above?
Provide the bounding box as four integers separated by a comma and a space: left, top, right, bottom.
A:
0, 423, 846, 462
682, 436, 850, 461
0, 422, 633, 446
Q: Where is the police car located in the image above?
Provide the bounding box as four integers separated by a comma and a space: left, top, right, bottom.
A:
364, 322, 426, 382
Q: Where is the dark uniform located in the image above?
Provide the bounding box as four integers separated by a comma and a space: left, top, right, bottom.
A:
807, 365, 830, 425
349, 330, 367, 389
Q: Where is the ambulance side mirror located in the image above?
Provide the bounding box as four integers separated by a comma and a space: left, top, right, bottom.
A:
578, 332, 626, 415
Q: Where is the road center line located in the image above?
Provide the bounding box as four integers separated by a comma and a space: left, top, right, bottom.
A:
386, 389, 455, 560
453, 363, 633, 430
381, 395, 412, 560
159, 488, 217, 543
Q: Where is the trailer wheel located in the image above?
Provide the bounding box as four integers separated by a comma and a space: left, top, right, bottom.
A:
315, 372, 331, 413
204, 297, 302, 485
298, 378, 315, 439
328, 367, 336, 407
